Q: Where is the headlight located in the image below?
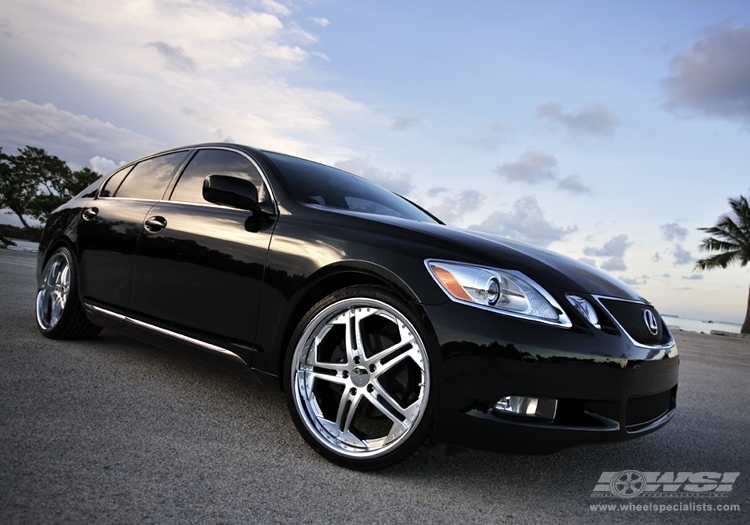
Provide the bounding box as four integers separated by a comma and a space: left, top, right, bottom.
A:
425, 260, 572, 327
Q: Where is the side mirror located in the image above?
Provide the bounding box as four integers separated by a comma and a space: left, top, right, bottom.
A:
203, 175, 259, 211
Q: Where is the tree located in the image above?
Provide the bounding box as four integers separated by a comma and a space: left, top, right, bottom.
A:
695, 193, 750, 334
0, 146, 101, 227
0, 147, 40, 229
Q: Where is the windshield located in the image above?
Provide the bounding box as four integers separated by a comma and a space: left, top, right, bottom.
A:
264, 151, 438, 223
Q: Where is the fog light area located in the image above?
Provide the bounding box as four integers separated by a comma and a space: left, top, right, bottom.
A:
493, 396, 558, 421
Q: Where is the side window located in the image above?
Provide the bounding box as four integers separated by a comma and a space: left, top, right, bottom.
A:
170, 149, 268, 205
345, 196, 403, 218
114, 151, 189, 200
99, 165, 132, 198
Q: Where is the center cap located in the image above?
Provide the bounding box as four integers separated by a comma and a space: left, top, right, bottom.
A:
351, 366, 369, 387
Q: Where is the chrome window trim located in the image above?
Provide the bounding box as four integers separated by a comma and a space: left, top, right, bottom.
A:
592, 294, 676, 352
85, 304, 248, 366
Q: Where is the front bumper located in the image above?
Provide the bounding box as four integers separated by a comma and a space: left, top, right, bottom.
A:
423, 301, 679, 453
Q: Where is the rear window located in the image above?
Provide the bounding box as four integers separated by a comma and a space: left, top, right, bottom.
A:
114, 151, 189, 200
99, 166, 132, 198
264, 151, 436, 223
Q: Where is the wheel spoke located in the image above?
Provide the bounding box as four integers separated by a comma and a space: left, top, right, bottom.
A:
364, 390, 410, 432
364, 337, 412, 368
337, 390, 362, 434
310, 358, 348, 374
371, 382, 410, 419
344, 308, 359, 361
303, 368, 348, 387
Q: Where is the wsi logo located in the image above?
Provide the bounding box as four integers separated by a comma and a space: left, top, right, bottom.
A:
592, 471, 740, 498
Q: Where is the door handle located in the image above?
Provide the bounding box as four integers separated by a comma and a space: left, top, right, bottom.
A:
81, 207, 98, 221
144, 216, 167, 232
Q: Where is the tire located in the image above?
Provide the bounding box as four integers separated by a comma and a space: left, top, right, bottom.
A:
284, 285, 433, 470
36, 247, 102, 339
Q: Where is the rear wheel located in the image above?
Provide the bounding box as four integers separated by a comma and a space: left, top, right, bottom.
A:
285, 286, 433, 470
36, 247, 101, 339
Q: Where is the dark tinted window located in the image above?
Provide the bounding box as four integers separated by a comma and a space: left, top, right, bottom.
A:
76, 177, 104, 199
170, 149, 268, 205
99, 165, 132, 198
264, 151, 436, 223
115, 151, 189, 200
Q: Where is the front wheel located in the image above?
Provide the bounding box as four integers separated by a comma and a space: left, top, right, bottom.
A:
36, 247, 101, 339
285, 286, 433, 470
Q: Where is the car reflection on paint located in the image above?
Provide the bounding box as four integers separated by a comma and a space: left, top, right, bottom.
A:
36, 143, 679, 470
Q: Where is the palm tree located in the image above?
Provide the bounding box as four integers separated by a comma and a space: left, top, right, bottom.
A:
695, 194, 750, 334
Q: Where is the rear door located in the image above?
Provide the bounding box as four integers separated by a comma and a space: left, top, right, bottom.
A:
128, 147, 276, 357
77, 150, 190, 313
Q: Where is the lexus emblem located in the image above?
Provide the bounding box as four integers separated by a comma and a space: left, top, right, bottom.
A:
643, 310, 659, 336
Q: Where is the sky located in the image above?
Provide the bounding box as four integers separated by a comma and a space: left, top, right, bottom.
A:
1, 0, 749, 323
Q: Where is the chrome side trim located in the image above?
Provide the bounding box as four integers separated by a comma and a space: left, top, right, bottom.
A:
85, 304, 248, 366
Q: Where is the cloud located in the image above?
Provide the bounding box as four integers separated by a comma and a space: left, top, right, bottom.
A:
584, 234, 632, 271
557, 174, 592, 195
311, 51, 330, 60
0, 18, 12, 37
427, 186, 448, 197
391, 114, 423, 131
430, 190, 485, 225
579, 257, 597, 267
469, 195, 577, 247
661, 222, 688, 241
259, 0, 292, 17
334, 158, 415, 195
619, 276, 646, 286
146, 42, 197, 73
672, 243, 693, 265
602, 257, 627, 271
310, 17, 330, 27
663, 21, 750, 121
536, 101, 620, 137
584, 234, 632, 257
0, 98, 160, 166
494, 148, 558, 184
89, 156, 125, 174
464, 120, 509, 152
682, 274, 704, 280
0, 0, 374, 163
652, 251, 661, 262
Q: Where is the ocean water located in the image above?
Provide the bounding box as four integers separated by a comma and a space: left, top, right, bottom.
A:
4, 239, 39, 253
663, 315, 742, 335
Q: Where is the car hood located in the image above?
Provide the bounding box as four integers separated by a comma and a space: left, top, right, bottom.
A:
358, 213, 646, 302
446, 227, 644, 301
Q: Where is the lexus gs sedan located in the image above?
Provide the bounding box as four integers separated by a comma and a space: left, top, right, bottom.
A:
36, 143, 679, 469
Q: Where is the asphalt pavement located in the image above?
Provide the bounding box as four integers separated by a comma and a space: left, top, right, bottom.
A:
1, 249, 748, 524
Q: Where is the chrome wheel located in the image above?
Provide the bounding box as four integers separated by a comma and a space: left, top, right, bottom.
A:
290, 296, 430, 462
36, 251, 71, 331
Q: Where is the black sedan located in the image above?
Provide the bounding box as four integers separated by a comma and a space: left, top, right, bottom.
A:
36, 143, 679, 470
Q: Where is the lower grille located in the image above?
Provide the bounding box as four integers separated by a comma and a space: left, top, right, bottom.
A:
626, 390, 672, 431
